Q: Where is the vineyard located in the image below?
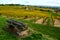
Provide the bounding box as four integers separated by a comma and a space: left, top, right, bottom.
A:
0, 6, 60, 40
0, 6, 51, 18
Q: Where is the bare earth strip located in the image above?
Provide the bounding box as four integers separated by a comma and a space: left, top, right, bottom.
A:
35, 18, 60, 27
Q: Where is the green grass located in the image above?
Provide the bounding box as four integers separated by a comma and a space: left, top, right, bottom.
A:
0, 16, 60, 40
0, 6, 60, 40
0, 16, 43, 40
21, 33, 42, 40
0, 16, 18, 40
18, 18, 60, 40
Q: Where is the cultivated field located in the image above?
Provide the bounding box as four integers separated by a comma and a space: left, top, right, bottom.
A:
0, 6, 60, 40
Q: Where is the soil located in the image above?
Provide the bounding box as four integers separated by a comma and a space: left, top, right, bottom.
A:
54, 19, 60, 27
35, 18, 60, 27
35, 18, 44, 24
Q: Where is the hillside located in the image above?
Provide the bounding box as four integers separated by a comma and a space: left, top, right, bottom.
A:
0, 5, 60, 40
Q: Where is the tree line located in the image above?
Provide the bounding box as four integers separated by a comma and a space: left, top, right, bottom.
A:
0, 4, 25, 6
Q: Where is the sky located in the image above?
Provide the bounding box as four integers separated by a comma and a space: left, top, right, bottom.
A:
0, 0, 60, 6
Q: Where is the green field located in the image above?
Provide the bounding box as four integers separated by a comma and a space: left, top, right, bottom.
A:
0, 6, 60, 40
0, 16, 60, 40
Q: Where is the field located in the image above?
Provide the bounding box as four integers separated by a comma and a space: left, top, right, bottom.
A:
0, 6, 60, 40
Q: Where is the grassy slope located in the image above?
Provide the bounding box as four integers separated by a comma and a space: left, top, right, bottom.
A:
0, 16, 43, 40
0, 6, 60, 40
0, 16, 18, 40
0, 16, 60, 40
18, 18, 60, 40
